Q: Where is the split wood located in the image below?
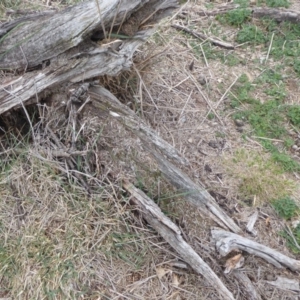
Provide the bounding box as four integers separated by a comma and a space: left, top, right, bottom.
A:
211, 228, 300, 272
0, 0, 178, 114
89, 85, 241, 233
123, 181, 235, 300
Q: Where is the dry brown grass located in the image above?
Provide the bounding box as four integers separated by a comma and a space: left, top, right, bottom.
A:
1, 0, 300, 299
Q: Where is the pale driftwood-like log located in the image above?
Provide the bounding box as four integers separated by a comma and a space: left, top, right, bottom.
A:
266, 276, 300, 292
211, 228, 300, 272
148, 148, 241, 233
0, 10, 56, 37
123, 181, 235, 300
246, 210, 258, 236
252, 7, 300, 23
89, 86, 241, 234
192, 4, 300, 23
0, 0, 143, 70
0, 0, 178, 114
89, 86, 188, 166
0, 39, 142, 114
232, 271, 262, 300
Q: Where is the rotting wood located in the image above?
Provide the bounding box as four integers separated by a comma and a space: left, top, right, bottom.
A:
0, 0, 146, 70
246, 210, 258, 236
191, 4, 300, 23
232, 270, 262, 300
0, 0, 178, 114
0, 10, 56, 37
89, 86, 241, 234
265, 276, 300, 293
89, 86, 189, 166
211, 228, 300, 272
123, 181, 235, 300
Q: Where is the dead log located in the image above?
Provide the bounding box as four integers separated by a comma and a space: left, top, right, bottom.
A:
89, 86, 241, 234
232, 271, 262, 300
0, 0, 178, 70
211, 228, 300, 272
0, 0, 178, 114
192, 4, 300, 23
123, 181, 235, 300
265, 276, 300, 293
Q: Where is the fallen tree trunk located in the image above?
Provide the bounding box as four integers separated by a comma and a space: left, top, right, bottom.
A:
0, 0, 178, 113
89, 86, 241, 234
211, 228, 300, 272
192, 4, 300, 23
0, 0, 169, 70
232, 271, 262, 300
123, 181, 235, 300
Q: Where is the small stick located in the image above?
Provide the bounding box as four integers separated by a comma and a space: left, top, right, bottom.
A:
172, 24, 235, 50
215, 75, 239, 110
251, 136, 284, 142
265, 32, 274, 63
178, 90, 193, 122
187, 72, 225, 126
133, 65, 158, 110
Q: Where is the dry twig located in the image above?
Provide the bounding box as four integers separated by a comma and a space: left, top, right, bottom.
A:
172, 24, 234, 49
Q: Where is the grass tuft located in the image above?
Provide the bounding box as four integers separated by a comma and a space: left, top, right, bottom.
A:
223, 149, 296, 204
272, 197, 299, 220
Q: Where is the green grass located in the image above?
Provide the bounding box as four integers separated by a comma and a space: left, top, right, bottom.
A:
0, 145, 162, 299
264, 0, 290, 7
280, 225, 300, 254
233, 0, 250, 6
236, 25, 267, 44
272, 197, 299, 220
216, 9, 252, 27
223, 149, 295, 204
216, 15, 300, 174
230, 74, 300, 172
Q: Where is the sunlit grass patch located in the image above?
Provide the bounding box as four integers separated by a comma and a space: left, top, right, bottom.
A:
223, 149, 296, 205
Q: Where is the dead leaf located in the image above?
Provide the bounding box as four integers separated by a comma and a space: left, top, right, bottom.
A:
224, 253, 245, 274
265, 217, 270, 227
156, 266, 170, 279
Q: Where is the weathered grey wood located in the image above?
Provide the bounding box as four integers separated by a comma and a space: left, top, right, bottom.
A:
266, 276, 300, 292
252, 7, 300, 23
193, 4, 300, 23
0, 10, 56, 37
0, 0, 179, 71
232, 271, 262, 300
148, 149, 241, 233
0, 0, 178, 114
89, 86, 189, 166
0, 41, 138, 114
0, 0, 142, 70
89, 86, 241, 234
246, 210, 258, 235
211, 228, 300, 271
124, 181, 235, 300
